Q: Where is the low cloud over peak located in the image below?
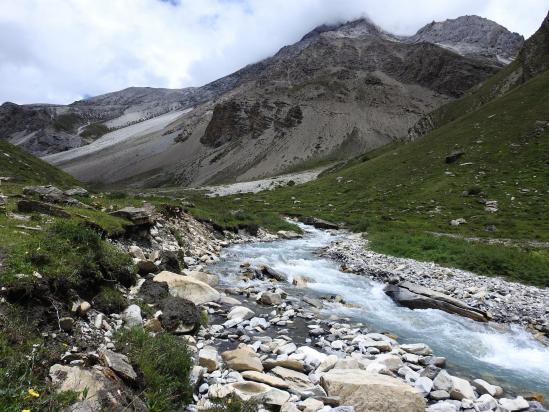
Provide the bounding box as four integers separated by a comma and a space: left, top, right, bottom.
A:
1, 0, 546, 104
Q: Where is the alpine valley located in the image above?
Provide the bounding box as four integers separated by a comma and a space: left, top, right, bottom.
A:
0, 9, 548, 412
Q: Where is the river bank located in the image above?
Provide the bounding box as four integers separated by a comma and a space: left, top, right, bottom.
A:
323, 232, 549, 337
198, 223, 549, 410
8, 196, 545, 411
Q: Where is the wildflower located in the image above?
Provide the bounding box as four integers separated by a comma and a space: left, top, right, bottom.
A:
27, 388, 40, 398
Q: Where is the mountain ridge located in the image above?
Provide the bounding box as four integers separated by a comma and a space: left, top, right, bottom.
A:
0, 14, 526, 187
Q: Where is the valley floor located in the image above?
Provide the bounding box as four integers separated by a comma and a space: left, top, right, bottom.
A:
0, 182, 547, 411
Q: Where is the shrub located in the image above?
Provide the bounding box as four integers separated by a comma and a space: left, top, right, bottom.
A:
93, 286, 128, 314
116, 327, 193, 411
80, 122, 109, 139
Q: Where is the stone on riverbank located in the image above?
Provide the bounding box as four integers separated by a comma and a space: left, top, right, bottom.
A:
222, 345, 264, 372
259, 291, 283, 305
153, 270, 220, 304
227, 305, 255, 320
159, 296, 199, 333
271, 366, 314, 391
384, 281, 490, 322
241, 370, 290, 389
122, 304, 142, 327
199, 346, 219, 372
320, 369, 426, 412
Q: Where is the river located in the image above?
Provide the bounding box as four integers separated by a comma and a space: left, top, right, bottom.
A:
209, 224, 549, 400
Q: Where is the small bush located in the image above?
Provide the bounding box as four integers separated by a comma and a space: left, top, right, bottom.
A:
53, 113, 82, 133
93, 286, 128, 314
107, 191, 128, 199
466, 185, 482, 196
116, 327, 193, 411
199, 308, 209, 328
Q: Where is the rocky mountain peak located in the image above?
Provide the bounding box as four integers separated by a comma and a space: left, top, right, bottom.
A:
407, 15, 524, 63
301, 17, 395, 41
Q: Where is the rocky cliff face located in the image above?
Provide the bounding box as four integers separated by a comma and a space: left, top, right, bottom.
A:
406, 15, 524, 64
2, 15, 523, 186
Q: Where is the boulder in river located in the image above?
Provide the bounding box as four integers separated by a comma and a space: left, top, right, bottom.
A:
259, 265, 287, 282
384, 281, 490, 322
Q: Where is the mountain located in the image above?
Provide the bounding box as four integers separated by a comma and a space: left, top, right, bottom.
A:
1, 15, 522, 187
193, 52, 549, 285
406, 15, 524, 64
409, 11, 549, 138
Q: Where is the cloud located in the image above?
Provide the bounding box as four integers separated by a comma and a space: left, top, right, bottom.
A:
0, 0, 546, 104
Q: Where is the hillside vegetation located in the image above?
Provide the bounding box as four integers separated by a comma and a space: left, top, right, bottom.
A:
183, 68, 549, 286
0, 138, 78, 186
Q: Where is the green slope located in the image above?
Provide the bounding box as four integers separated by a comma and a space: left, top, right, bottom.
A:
0, 138, 78, 186
185, 68, 549, 286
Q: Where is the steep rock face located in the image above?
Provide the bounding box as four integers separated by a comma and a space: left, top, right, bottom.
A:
407, 15, 524, 63
200, 100, 303, 148
0, 103, 86, 156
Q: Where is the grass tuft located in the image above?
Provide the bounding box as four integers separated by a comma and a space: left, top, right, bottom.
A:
116, 327, 193, 411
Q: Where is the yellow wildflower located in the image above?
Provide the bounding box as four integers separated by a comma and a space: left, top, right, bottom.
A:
27, 388, 40, 398
22, 410, 31, 412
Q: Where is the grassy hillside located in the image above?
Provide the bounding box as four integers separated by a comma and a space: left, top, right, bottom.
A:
183, 69, 549, 286
0, 138, 78, 186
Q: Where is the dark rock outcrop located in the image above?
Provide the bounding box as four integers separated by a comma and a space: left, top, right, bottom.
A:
17, 199, 70, 217
110, 207, 153, 226
138, 279, 169, 304
445, 150, 465, 163
159, 296, 199, 333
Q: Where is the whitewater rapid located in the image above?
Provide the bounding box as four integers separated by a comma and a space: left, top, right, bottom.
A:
209, 224, 549, 399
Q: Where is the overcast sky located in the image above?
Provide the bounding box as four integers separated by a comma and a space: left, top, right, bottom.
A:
1, 0, 547, 105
